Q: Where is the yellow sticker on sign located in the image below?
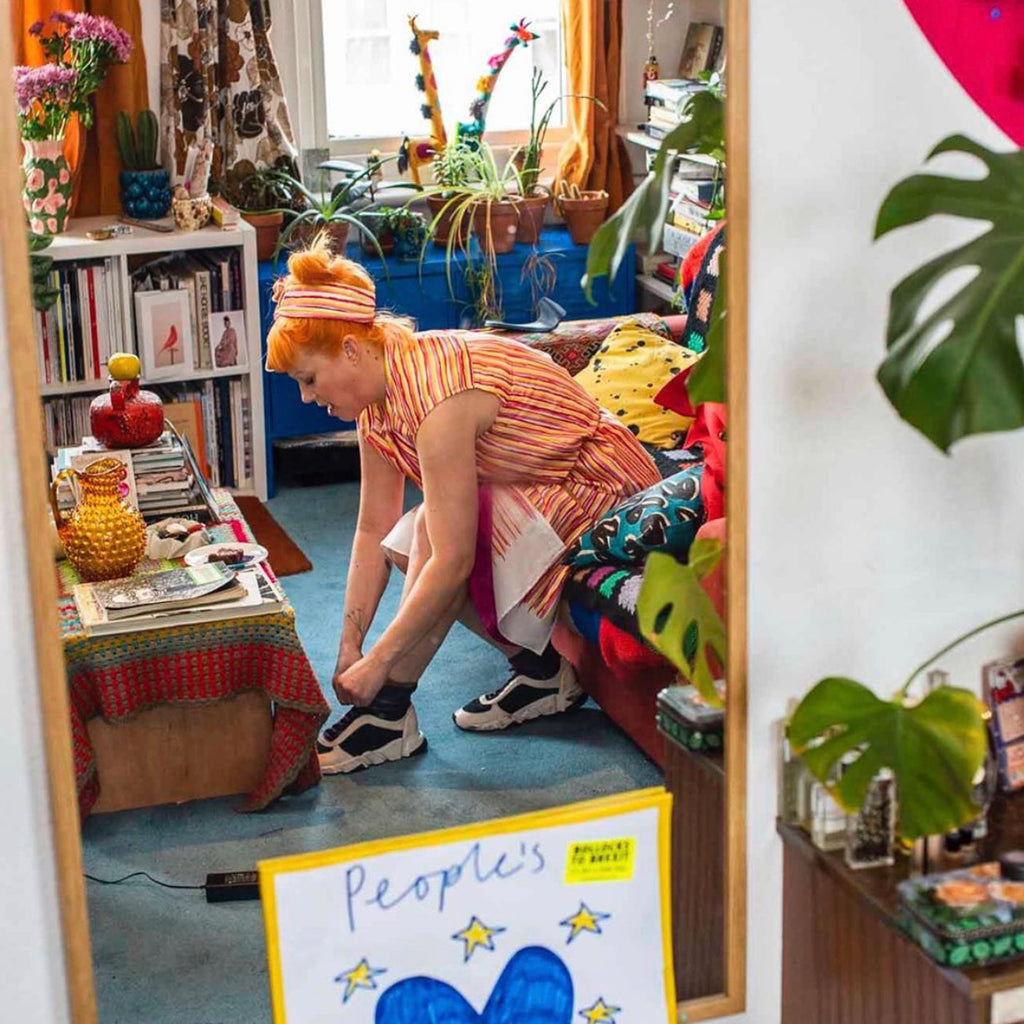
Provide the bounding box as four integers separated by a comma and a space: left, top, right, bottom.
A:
565, 837, 636, 883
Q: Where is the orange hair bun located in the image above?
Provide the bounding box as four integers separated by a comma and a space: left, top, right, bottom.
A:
285, 233, 375, 297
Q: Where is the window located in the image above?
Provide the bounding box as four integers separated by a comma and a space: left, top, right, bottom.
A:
315, 0, 565, 156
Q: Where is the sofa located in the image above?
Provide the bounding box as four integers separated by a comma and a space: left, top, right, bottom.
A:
496, 227, 727, 766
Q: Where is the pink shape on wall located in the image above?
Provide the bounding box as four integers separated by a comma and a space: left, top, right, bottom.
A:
902, 0, 1024, 144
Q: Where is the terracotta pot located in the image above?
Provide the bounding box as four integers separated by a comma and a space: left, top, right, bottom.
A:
289, 219, 351, 254
472, 199, 520, 255
557, 190, 610, 245
426, 193, 471, 248
516, 192, 550, 245
361, 227, 395, 256
243, 210, 284, 261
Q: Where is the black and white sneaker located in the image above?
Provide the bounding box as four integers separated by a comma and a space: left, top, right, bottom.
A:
317, 704, 427, 775
453, 657, 586, 732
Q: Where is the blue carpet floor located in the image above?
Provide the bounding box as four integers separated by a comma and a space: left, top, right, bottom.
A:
82, 481, 661, 1024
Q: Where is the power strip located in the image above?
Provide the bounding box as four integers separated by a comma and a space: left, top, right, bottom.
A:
204, 870, 260, 903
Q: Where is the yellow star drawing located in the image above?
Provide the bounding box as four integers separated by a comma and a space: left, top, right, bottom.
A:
451, 915, 506, 962
334, 957, 386, 1003
578, 996, 621, 1023
559, 901, 611, 944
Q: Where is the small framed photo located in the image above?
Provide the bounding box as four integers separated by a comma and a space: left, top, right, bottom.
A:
135, 290, 194, 381
210, 309, 247, 370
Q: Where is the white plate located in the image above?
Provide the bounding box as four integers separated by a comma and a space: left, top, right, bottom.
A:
184, 542, 269, 569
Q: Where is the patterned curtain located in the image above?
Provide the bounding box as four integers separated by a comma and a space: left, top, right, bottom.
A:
159, 0, 297, 188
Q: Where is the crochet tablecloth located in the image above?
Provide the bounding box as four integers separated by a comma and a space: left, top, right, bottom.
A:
58, 490, 329, 817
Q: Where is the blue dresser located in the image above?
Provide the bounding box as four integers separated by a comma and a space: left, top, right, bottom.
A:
258, 227, 636, 495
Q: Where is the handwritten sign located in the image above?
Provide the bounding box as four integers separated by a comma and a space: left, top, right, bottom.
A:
259, 788, 675, 1024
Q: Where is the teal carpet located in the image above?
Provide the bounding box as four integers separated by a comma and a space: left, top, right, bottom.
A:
82, 481, 661, 1024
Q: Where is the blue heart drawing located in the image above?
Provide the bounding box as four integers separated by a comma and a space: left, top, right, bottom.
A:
375, 945, 574, 1024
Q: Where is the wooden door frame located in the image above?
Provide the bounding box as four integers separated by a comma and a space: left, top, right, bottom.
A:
4, 0, 748, 1018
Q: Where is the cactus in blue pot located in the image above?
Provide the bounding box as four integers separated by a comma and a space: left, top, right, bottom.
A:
116, 110, 172, 220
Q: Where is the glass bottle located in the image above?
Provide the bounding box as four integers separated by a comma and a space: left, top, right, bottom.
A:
810, 781, 847, 852
844, 769, 896, 869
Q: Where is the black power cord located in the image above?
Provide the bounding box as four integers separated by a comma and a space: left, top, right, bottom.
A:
85, 869, 261, 902
85, 871, 204, 891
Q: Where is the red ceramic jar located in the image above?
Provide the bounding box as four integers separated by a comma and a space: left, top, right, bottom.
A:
89, 376, 165, 449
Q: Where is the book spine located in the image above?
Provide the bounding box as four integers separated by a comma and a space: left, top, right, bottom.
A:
60, 271, 75, 382
202, 379, 219, 487
230, 250, 243, 312
218, 377, 234, 487
86, 265, 101, 380
195, 268, 213, 368
706, 25, 725, 72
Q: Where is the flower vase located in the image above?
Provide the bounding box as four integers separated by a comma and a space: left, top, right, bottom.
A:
22, 138, 73, 236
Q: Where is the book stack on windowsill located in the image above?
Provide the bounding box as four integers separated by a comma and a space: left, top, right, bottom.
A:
73, 562, 286, 637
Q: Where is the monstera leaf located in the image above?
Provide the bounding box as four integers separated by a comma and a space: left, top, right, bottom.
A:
788, 678, 987, 840
875, 135, 1024, 452
637, 542, 726, 705
582, 87, 724, 301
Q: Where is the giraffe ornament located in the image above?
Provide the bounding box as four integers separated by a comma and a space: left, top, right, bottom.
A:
398, 16, 539, 182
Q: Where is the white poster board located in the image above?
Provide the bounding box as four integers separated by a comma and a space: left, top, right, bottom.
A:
259, 788, 675, 1024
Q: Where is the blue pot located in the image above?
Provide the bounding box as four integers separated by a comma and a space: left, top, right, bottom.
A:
119, 169, 172, 220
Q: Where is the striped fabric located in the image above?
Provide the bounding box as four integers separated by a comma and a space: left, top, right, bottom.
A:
359, 331, 661, 630
271, 280, 376, 322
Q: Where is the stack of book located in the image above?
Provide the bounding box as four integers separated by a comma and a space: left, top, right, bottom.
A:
642, 79, 706, 142
73, 562, 285, 636
52, 431, 214, 521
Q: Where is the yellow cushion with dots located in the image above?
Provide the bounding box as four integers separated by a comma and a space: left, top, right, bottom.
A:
574, 320, 699, 448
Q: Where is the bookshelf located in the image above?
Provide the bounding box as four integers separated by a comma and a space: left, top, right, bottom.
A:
34, 215, 267, 501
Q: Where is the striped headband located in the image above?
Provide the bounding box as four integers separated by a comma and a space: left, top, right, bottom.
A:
271, 278, 376, 323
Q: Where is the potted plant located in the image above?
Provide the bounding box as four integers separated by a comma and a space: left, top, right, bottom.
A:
556, 181, 610, 246
271, 157, 420, 259
115, 110, 171, 220
513, 69, 606, 245
217, 160, 304, 261
425, 141, 476, 247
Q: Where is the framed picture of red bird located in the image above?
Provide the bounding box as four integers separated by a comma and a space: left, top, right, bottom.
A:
134, 289, 194, 381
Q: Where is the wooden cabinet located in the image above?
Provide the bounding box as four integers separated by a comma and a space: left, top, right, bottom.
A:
780, 820, 1024, 1024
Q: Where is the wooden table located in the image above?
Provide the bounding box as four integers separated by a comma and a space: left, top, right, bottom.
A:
780, 809, 1024, 1024
60, 491, 329, 816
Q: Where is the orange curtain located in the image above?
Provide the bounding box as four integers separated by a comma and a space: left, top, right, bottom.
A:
10, 0, 148, 216
556, 0, 632, 213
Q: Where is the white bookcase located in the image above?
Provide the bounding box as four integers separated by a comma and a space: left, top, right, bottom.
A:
35, 215, 268, 501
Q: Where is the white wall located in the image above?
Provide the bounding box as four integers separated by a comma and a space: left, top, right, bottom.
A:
0, 261, 72, 1022
738, 0, 1022, 1020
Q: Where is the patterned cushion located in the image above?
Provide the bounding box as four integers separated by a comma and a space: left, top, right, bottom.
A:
565, 464, 705, 568
574, 319, 700, 448
563, 565, 649, 641
503, 312, 675, 375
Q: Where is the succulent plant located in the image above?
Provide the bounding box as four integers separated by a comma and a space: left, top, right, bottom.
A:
115, 109, 160, 171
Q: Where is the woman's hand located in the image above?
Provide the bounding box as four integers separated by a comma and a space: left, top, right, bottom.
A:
333, 653, 390, 707
333, 640, 363, 681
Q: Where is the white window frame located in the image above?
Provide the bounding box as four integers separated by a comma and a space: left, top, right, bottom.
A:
289, 0, 570, 171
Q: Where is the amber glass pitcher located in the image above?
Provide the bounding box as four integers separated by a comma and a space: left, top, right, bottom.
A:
49, 457, 147, 581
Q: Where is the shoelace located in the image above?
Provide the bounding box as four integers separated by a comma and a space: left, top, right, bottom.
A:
321, 705, 366, 743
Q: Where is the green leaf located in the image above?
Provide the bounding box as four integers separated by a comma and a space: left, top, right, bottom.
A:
686, 253, 726, 404
637, 546, 726, 705
582, 88, 724, 301
788, 678, 987, 840
874, 135, 1024, 452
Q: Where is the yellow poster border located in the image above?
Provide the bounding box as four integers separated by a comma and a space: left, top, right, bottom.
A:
259, 786, 675, 1023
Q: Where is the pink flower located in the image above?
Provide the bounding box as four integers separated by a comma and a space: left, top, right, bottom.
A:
47, 218, 58, 232
28, 20, 44, 37
31, 198, 44, 213
58, 167, 69, 185
67, 14, 133, 64
25, 168, 44, 191
31, 218, 45, 233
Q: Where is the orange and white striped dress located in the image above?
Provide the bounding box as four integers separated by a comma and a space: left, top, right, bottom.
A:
358, 330, 660, 651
